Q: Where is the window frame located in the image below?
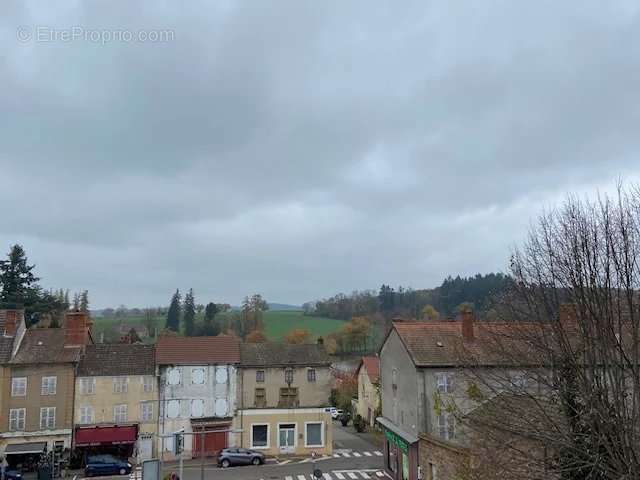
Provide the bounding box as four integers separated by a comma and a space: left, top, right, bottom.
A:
41, 376, 57, 396
256, 370, 265, 383
140, 402, 154, 422
80, 406, 94, 424
113, 404, 128, 423
113, 376, 129, 394
254, 387, 266, 408
304, 421, 324, 448
9, 408, 25, 431
307, 368, 316, 382
11, 377, 27, 397
437, 412, 455, 441
278, 387, 299, 407
142, 376, 154, 393
80, 377, 96, 395
250, 423, 270, 449
40, 406, 56, 430
191, 368, 206, 385
436, 372, 453, 394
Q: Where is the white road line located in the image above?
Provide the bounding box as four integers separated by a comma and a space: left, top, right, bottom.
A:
298, 475, 307, 480
323, 474, 332, 480
285, 476, 294, 480
363, 451, 372, 456
360, 473, 371, 479
353, 452, 362, 457
342, 452, 351, 457
376, 472, 385, 477
280, 460, 292, 465
374, 451, 383, 456
334, 473, 346, 480
333, 454, 340, 458
348, 473, 359, 479
300, 458, 312, 463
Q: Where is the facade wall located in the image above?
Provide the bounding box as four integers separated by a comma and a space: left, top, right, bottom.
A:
356, 369, 379, 426
380, 330, 423, 437
0, 364, 75, 452
418, 435, 469, 480
158, 364, 238, 457
240, 366, 331, 409
238, 408, 332, 456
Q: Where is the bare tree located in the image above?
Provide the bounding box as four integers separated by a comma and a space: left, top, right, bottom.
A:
455, 186, 640, 480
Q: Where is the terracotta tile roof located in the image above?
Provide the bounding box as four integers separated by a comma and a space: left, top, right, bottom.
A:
392, 320, 542, 367
240, 343, 331, 367
78, 343, 155, 376
11, 328, 82, 364
155, 335, 240, 365
357, 356, 380, 383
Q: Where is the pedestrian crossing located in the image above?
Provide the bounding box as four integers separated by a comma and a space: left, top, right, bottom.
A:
327, 450, 383, 460
281, 471, 387, 480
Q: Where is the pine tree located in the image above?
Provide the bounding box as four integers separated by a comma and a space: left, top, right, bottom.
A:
79, 290, 90, 312
166, 289, 181, 332
183, 288, 196, 336
72, 292, 80, 310
0, 244, 40, 307
203, 302, 220, 335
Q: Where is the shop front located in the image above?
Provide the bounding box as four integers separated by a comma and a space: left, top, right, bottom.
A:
377, 417, 419, 480
3, 442, 47, 471
74, 424, 139, 463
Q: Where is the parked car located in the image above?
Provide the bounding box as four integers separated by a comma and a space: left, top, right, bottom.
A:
5, 470, 22, 480
84, 455, 132, 477
331, 408, 344, 419
217, 448, 265, 468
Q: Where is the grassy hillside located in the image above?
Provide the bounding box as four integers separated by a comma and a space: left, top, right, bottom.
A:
90, 310, 345, 343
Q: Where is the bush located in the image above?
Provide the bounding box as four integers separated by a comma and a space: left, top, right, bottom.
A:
353, 414, 366, 433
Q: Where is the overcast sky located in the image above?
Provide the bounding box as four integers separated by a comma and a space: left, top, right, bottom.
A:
1, 2, 640, 308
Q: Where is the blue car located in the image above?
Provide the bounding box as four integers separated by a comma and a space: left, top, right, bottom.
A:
5, 470, 22, 480
85, 455, 132, 477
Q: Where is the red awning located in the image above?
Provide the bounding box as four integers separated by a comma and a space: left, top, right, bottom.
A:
75, 425, 138, 447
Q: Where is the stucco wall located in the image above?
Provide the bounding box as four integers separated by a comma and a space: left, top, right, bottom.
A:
74, 374, 158, 435
356, 369, 379, 425
380, 330, 423, 437
158, 364, 238, 455
240, 366, 331, 409
238, 408, 332, 456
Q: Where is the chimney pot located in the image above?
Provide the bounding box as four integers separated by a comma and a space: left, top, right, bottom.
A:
0, 309, 24, 337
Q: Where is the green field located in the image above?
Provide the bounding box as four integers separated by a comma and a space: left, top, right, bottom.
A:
91, 310, 345, 343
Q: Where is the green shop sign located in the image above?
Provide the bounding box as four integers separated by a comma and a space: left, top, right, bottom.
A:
384, 429, 409, 453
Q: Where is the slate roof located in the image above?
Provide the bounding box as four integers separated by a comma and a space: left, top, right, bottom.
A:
155, 335, 240, 365
240, 342, 331, 367
78, 343, 155, 376
0, 336, 15, 363
357, 356, 380, 383
11, 328, 82, 364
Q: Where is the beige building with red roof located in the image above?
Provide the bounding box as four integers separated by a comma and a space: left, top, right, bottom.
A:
355, 356, 380, 426
155, 335, 241, 460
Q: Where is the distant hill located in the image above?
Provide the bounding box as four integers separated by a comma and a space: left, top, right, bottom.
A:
267, 303, 301, 311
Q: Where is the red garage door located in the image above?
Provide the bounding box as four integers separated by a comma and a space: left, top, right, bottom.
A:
192, 426, 228, 458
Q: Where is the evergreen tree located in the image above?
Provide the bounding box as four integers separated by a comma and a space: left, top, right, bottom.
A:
166, 289, 181, 332
72, 292, 80, 310
183, 288, 196, 336
0, 244, 40, 307
203, 302, 220, 335
79, 290, 90, 312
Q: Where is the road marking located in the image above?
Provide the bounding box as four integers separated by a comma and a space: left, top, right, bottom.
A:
285, 476, 294, 480
342, 452, 351, 457
376, 472, 385, 477
360, 473, 371, 479
300, 458, 312, 463
280, 460, 292, 465
323, 474, 332, 480
348, 473, 358, 479
334, 473, 345, 480
298, 475, 307, 480
363, 451, 373, 456
374, 451, 383, 456
353, 452, 362, 457
333, 454, 340, 458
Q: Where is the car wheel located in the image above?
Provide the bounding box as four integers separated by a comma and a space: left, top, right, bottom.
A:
119, 468, 127, 475
252, 457, 261, 466
221, 459, 231, 468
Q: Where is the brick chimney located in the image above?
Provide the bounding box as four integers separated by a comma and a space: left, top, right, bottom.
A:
461, 309, 474, 341
64, 311, 92, 346
0, 309, 24, 337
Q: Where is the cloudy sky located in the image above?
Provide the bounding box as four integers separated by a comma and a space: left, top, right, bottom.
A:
1, 1, 640, 308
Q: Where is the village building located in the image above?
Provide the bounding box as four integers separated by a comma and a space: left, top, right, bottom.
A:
237, 342, 333, 456
0, 311, 91, 467
355, 356, 380, 427
155, 335, 240, 459
74, 343, 157, 462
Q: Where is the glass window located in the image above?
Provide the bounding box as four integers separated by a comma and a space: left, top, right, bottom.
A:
113, 376, 128, 393
41, 376, 57, 395
167, 368, 181, 385
40, 407, 56, 429
114, 404, 128, 423
141, 402, 153, 422
307, 369, 316, 382
256, 370, 265, 383
254, 388, 266, 408
284, 369, 294, 384
436, 373, 453, 393
80, 406, 94, 424
191, 368, 205, 385
437, 413, 455, 440
9, 408, 25, 431
143, 376, 154, 393
80, 378, 95, 395
11, 377, 26, 396
305, 422, 323, 447
251, 424, 268, 448
191, 399, 205, 417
